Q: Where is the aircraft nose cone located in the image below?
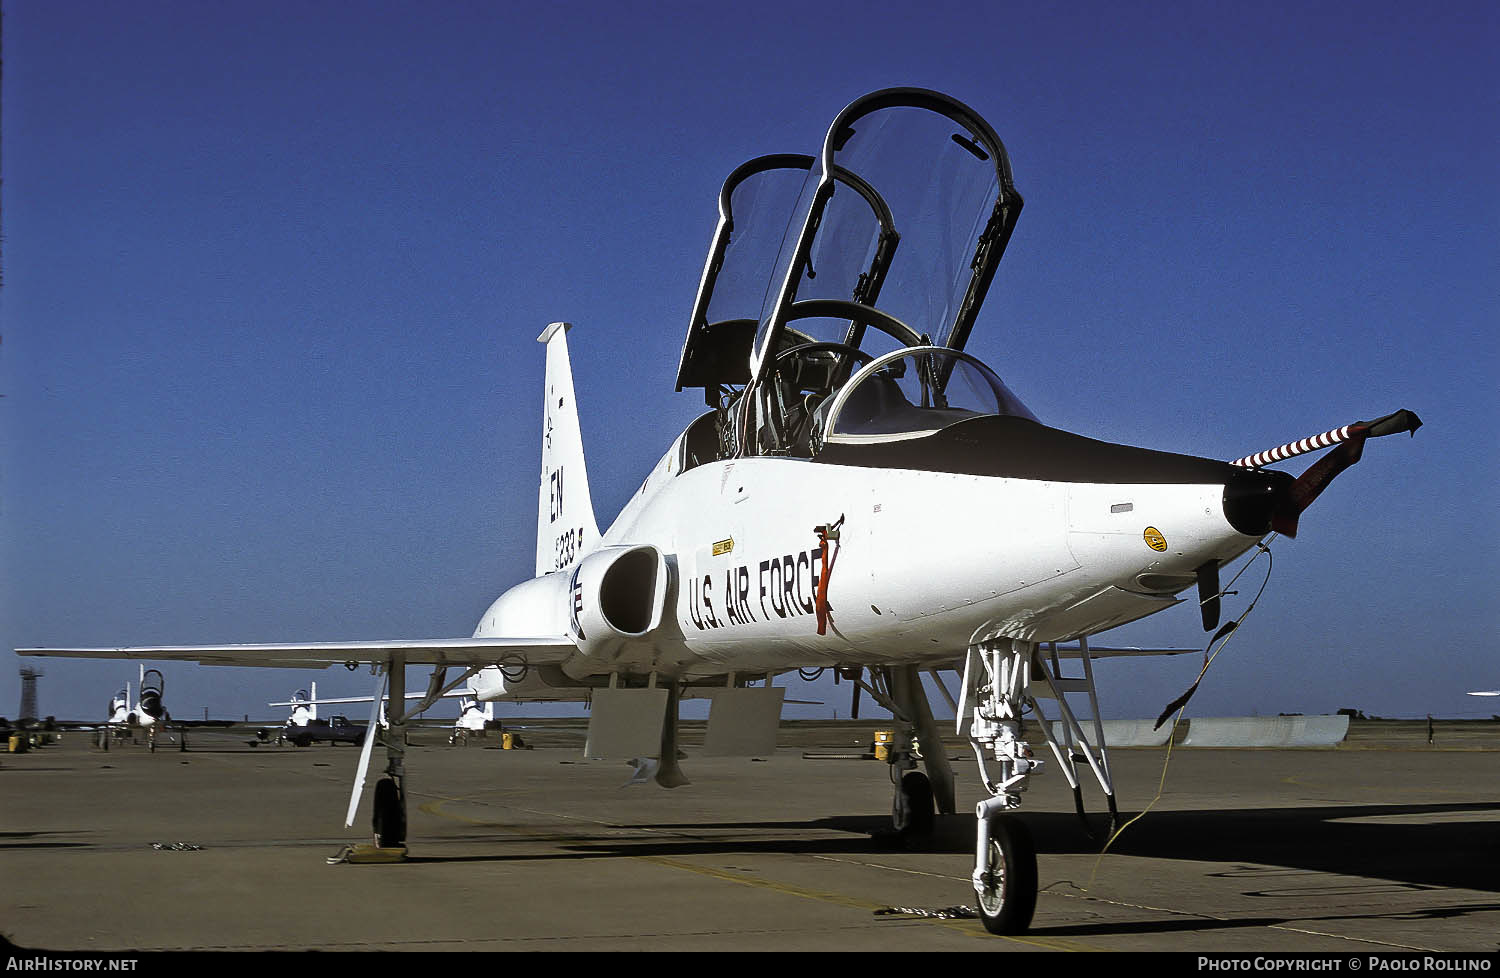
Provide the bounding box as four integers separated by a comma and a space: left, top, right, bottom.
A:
1222, 467, 1294, 536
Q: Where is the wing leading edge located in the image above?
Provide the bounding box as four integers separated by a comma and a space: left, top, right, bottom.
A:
15, 637, 576, 670
1069, 645, 1198, 658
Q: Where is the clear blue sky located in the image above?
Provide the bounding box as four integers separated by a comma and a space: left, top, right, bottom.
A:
3, 1, 1496, 724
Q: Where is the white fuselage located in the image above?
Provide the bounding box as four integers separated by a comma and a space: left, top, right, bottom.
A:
471, 445, 1257, 694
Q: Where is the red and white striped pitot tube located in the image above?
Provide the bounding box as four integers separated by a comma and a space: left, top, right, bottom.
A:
1230, 410, 1422, 470
1231, 425, 1358, 469
1228, 409, 1422, 538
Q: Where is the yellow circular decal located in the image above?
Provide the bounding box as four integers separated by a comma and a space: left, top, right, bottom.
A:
1143, 527, 1168, 552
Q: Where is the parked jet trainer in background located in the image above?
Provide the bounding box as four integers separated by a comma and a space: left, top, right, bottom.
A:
96, 666, 237, 751
265, 680, 498, 746
18, 88, 1419, 935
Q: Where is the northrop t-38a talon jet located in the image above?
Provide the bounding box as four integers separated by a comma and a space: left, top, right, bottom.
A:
91, 666, 237, 751
19, 88, 1420, 935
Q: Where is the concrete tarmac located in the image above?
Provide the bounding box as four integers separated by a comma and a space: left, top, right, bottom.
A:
2, 721, 1497, 954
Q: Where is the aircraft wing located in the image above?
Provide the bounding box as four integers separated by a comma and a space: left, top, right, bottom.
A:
1049, 645, 1198, 658
15, 637, 576, 670
19, 719, 116, 730
269, 689, 479, 708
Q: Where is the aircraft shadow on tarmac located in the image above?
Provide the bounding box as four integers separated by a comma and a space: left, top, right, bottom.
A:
1021, 903, 1500, 940
409, 802, 1500, 898
1020, 803, 1500, 894
403, 803, 1500, 939
0, 831, 92, 851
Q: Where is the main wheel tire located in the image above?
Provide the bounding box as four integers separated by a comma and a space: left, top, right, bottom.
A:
372, 776, 406, 849
892, 770, 935, 838
975, 815, 1037, 935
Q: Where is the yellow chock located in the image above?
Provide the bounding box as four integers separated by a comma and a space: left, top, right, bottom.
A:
328, 844, 408, 865
873, 729, 894, 761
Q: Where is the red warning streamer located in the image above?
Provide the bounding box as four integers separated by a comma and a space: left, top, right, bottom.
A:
814, 516, 844, 636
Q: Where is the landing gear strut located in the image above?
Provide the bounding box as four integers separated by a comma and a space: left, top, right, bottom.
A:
373, 659, 410, 850
346, 659, 480, 853
959, 636, 1121, 933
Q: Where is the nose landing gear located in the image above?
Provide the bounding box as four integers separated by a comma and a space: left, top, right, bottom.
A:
961, 640, 1044, 934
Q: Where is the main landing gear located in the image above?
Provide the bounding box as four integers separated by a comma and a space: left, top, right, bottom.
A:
856, 665, 957, 843
372, 775, 406, 849
352, 661, 480, 854
892, 769, 934, 838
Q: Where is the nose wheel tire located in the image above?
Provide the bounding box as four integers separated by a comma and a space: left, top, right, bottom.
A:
975, 814, 1037, 935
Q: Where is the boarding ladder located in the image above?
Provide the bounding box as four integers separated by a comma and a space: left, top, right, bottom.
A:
1028, 637, 1119, 832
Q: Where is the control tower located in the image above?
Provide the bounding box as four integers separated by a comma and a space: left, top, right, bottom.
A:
19, 665, 43, 720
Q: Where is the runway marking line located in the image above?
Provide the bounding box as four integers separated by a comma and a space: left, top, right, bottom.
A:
1045, 879, 1440, 952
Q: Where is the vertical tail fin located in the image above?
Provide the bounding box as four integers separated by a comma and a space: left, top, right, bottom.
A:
537, 322, 601, 576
